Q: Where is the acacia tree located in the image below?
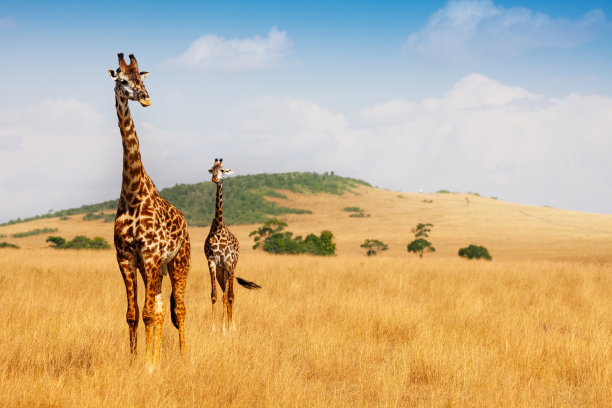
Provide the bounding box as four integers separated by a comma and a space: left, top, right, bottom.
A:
413, 223, 433, 238
407, 223, 435, 259
249, 219, 288, 250
407, 238, 436, 259
360, 239, 388, 256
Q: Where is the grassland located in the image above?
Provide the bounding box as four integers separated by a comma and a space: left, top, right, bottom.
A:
1, 186, 612, 407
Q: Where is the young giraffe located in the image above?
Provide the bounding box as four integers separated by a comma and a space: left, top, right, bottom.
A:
205, 158, 261, 333
108, 53, 190, 366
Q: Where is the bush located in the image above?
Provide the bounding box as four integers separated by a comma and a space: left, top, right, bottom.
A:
0, 242, 19, 249
46, 235, 111, 250
250, 219, 335, 256
343, 207, 362, 213
458, 245, 492, 260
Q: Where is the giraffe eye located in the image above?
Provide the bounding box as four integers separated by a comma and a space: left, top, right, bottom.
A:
120, 80, 128, 85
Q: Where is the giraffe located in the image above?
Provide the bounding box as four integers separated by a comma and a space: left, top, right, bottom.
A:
108, 53, 190, 366
205, 158, 261, 333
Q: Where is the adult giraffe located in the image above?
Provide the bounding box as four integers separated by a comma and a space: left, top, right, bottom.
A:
109, 53, 190, 366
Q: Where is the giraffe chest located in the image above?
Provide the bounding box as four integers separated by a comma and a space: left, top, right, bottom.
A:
115, 202, 186, 262
205, 231, 239, 266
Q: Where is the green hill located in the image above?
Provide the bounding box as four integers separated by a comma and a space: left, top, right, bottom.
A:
3, 172, 370, 227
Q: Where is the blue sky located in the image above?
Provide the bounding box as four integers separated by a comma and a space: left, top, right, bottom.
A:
1, 0, 612, 222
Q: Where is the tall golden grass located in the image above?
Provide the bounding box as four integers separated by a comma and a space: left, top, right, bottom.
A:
1, 188, 612, 406
1, 249, 611, 406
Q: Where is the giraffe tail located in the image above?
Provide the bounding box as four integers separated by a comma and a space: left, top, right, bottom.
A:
170, 292, 178, 329
237, 277, 261, 290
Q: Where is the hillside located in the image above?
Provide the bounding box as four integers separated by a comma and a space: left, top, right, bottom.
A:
1, 172, 370, 227
2, 180, 612, 262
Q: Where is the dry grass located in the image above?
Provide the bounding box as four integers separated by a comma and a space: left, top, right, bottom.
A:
1, 187, 612, 407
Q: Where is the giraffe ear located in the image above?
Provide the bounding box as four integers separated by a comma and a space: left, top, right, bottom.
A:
109, 70, 118, 80
140, 71, 149, 79
223, 169, 234, 175
208, 169, 213, 174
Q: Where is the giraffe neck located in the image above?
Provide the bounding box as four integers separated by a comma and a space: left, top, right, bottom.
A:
115, 94, 147, 202
213, 182, 224, 227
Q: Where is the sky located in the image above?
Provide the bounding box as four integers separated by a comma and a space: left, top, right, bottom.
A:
1, 0, 612, 223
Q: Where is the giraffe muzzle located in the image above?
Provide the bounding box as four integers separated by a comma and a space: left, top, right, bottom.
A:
139, 98, 151, 107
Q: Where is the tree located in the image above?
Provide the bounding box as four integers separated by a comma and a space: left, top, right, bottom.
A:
249, 220, 336, 256
360, 239, 388, 256
407, 238, 436, 259
413, 223, 433, 238
249, 219, 288, 250
407, 223, 435, 259
46, 236, 66, 248
458, 244, 492, 260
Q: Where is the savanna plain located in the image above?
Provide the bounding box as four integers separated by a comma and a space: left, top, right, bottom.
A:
1, 186, 611, 407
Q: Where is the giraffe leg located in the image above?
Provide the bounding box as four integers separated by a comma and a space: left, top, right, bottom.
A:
169, 238, 190, 355
118, 257, 139, 354
220, 267, 230, 334
227, 268, 236, 333
152, 272, 165, 365
142, 258, 160, 368
207, 259, 218, 333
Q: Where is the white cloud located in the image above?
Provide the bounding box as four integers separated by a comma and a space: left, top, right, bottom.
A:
3, 74, 612, 222
404, 0, 608, 63
0, 100, 120, 222
165, 27, 292, 72
352, 74, 612, 211
182, 75, 612, 212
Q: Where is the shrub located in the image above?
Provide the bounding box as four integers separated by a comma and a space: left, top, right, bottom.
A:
250, 219, 335, 256
458, 245, 492, 260
12, 227, 58, 238
343, 207, 362, 213
0, 242, 19, 249
47, 235, 110, 250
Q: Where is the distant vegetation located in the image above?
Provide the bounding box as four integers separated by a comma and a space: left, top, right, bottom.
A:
343, 207, 362, 213
46, 236, 111, 250
83, 211, 115, 223
458, 245, 492, 261
2, 172, 370, 227
360, 239, 388, 256
0, 242, 19, 249
343, 206, 370, 218
2, 200, 119, 226
249, 219, 336, 256
12, 227, 58, 238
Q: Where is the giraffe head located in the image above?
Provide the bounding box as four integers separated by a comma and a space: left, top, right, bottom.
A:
108, 53, 151, 107
208, 158, 233, 184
